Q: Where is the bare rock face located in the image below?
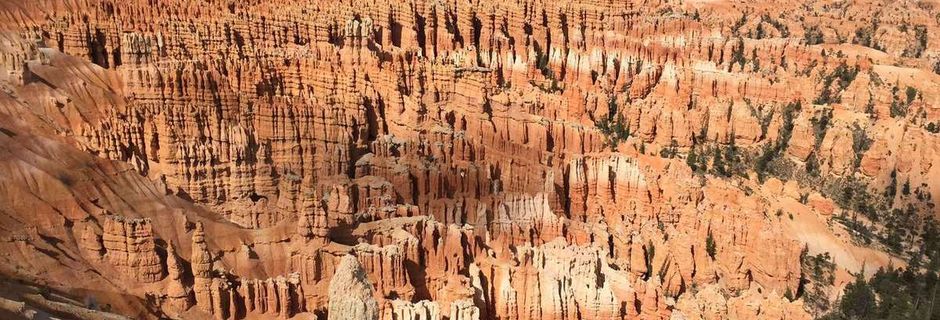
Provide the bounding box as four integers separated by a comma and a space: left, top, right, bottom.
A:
239, 274, 305, 319
164, 243, 193, 314
387, 300, 441, 320
1, 0, 938, 319
329, 255, 379, 320
191, 222, 217, 314
354, 243, 415, 302
298, 192, 330, 242
78, 222, 104, 260
101, 215, 164, 283
448, 299, 480, 320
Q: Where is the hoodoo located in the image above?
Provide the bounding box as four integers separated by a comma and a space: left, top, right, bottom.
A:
0, 0, 938, 319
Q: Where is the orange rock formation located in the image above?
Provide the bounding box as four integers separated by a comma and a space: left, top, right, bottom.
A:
0, 0, 938, 319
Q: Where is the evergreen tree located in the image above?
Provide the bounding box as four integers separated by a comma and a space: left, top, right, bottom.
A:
705, 230, 717, 259
839, 273, 876, 319
687, 147, 700, 172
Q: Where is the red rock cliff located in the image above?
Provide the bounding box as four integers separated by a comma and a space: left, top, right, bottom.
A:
1, 0, 939, 319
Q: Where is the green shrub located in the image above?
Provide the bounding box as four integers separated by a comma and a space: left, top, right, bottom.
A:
731, 38, 747, 70
754, 101, 800, 181
814, 62, 859, 105
851, 124, 872, 169
822, 264, 940, 320
811, 107, 833, 146
596, 96, 631, 148
852, 21, 883, 50
804, 25, 824, 45
800, 250, 836, 316
905, 86, 919, 104
660, 139, 679, 158
926, 122, 939, 133
705, 230, 717, 259
902, 25, 928, 58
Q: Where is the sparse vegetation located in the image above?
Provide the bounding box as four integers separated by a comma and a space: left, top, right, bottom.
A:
811, 107, 833, 147
687, 146, 705, 173
800, 250, 836, 317
851, 123, 872, 169
660, 139, 679, 158
644, 241, 656, 280
534, 43, 552, 77
902, 24, 928, 58
731, 38, 747, 70
530, 41, 564, 94
805, 152, 821, 177
804, 25, 825, 45
531, 78, 563, 93
761, 14, 790, 37
926, 122, 940, 133
731, 13, 748, 36
814, 62, 860, 105
705, 230, 717, 259
905, 86, 919, 105
750, 117, 934, 256
710, 138, 747, 178
596, 96, 631, 148
852, 20, 883, 51
755, 101, 801, 181
889, 85, 917, 118
558, 11, 936, 320
822, 259, 940, 320
753, 22, 767, 39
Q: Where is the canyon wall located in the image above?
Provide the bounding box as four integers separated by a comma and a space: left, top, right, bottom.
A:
1, 0, 939, 319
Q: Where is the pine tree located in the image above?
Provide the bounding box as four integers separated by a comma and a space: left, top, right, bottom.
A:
838, 274, 876, 319
687, 147, 700, 172
706, 230, 717, 259
712, 147, 726, 176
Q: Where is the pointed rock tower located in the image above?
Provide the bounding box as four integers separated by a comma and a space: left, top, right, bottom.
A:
328, 255, 378, 320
